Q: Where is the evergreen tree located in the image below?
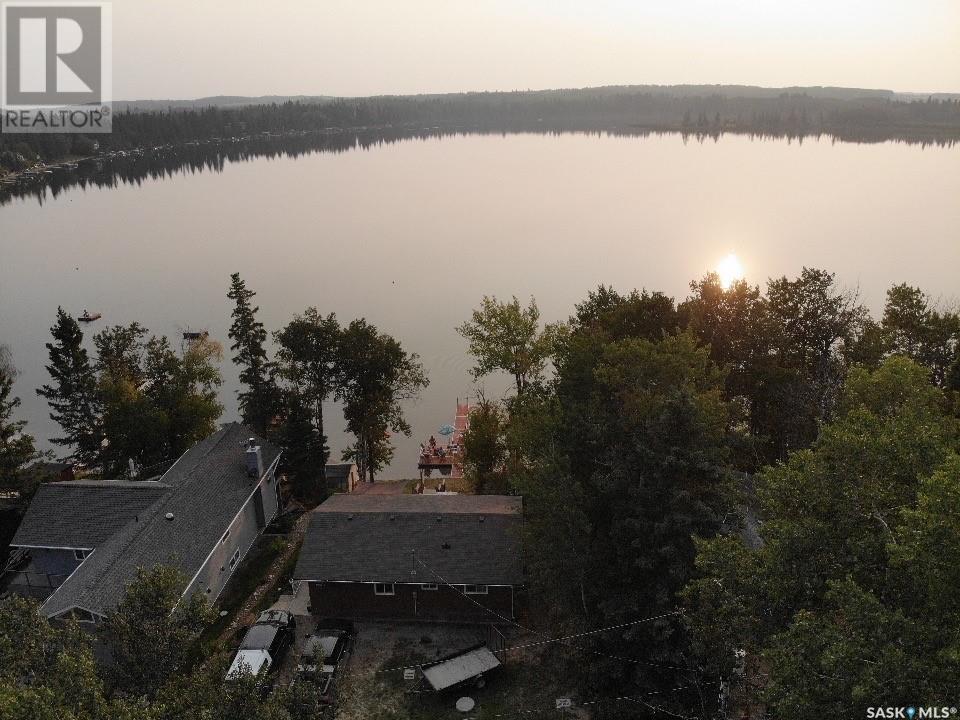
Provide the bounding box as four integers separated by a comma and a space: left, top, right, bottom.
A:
0, 346, 40, 496
35, 307, 101, 466
227, 273, 278, 436
278, 391, 325, 499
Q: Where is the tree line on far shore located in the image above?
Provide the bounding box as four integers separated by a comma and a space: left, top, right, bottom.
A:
3, 85, 960, 174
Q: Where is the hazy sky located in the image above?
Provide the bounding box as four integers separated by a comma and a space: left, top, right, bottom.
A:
113, 0, 960, 99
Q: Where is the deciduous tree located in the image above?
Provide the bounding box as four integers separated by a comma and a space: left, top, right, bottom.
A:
337, 319, 427, 482
275, 308, 340, 486
457, 295, 564, 397
104, 565, 214, 699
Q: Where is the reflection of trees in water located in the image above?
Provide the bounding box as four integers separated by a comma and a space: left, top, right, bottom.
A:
1, 122, 957, 207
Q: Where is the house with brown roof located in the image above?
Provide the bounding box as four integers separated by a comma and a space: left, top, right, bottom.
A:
293, 494, 523, 623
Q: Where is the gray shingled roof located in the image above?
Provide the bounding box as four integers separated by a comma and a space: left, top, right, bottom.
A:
316, 493, 522, 516
294, 494, 523, 586
41, 423, 281, 618
11, 481, 170, 549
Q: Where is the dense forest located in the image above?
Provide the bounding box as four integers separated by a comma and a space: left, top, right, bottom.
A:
2, 84, 959, 193
454, 272, 960, 718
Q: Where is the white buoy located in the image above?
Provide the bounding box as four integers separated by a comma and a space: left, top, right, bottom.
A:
456, 697, 475, 712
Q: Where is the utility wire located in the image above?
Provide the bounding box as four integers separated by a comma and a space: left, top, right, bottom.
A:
409, 557, 688, 672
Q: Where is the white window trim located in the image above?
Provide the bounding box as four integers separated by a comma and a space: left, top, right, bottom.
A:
73, 549, 88, 561
374, 583, 395, 596
463, 584, 488, 595
229, 548, 241, 570
419, 583, 438, 591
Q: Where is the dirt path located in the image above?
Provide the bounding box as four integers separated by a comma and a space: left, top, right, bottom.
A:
219, 511, 311, 642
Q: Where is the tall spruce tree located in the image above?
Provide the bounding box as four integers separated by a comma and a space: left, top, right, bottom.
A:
227, 273, 277, 435
36, 307, 101, 466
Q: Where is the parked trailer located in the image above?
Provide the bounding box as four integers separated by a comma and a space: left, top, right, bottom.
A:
419, 644, 501, 692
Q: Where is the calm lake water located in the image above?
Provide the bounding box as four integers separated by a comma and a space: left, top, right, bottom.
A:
2, 132, 959, 478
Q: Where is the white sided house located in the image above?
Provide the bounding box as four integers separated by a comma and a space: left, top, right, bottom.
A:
10, 423, 282, 623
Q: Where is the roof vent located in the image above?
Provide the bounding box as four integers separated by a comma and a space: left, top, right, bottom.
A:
441, 542, 451, 550
479, 516, 485, 523
390, 515, 396, 521
347, 514, 354, 521
165, 512, 174, 521
436, 516, 442, 522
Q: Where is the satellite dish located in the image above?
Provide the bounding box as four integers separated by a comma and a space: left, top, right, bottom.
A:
456, 697, 475, 712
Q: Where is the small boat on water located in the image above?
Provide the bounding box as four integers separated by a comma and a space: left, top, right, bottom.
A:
78, 310, 102, 323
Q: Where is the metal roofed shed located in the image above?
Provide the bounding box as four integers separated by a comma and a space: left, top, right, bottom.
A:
420, 645, 501, 692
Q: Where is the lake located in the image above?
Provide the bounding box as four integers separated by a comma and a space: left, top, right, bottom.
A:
2, 132, 958, 478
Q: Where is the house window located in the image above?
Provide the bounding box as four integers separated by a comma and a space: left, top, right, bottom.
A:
463, 585, 488, 595
73, 549, 88, 561
229, 548, 241, 570
221, 529, 230, 543
374, 583, 395, 596
420, 583, 438, 591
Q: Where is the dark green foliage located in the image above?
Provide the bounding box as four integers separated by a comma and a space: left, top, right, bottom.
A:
684, 357, 960, 717
274, 307, 341, 490
881, 283, 960, 386
462, 398, 509, 494
277, 391, 325, 499
682, 269, 869, 466
0, 346, 40, 496
98, 333, 223, 477
0, 572, 325, 720
0, 596, 114, 719
457, 295, 563, 397
517, 307, 732, 712
104, 566, 215, 699
337, 319, 428, 482
35, 307, 101, 466
227, 274, 280, 436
